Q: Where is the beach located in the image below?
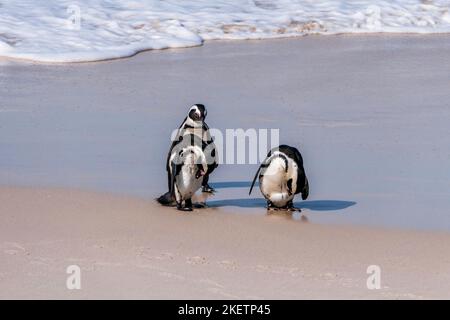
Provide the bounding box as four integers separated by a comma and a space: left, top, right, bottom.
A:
1, 34, 450, 299
1, 186, 450, 299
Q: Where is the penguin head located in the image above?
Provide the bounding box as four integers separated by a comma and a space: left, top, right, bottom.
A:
188, 104, 207, 122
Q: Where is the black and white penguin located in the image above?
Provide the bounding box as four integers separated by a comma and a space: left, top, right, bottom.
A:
249, 145, 309, 211
169, 135, 208, 211
157, 104, 218, 206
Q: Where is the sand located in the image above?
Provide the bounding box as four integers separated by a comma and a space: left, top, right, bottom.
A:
1, 186, 450, 299
1, 34, 450, 299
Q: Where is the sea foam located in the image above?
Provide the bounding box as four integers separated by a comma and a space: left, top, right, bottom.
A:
1, 0, 449, 62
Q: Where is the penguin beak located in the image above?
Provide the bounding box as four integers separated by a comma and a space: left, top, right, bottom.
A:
194, 111, 203, 121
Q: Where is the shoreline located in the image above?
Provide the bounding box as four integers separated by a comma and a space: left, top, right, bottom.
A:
1, 33, 450, 65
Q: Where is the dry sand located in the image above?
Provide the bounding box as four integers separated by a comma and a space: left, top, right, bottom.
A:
1, 186, 450, 299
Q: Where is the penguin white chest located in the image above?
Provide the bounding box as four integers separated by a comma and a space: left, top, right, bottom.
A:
260, 158, 296, 207
177, 165, 203, 200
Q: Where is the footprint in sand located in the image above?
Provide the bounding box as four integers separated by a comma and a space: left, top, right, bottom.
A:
159, 271, 185, 280
254, 264, 301, 277
218, 260, 238, 270
93, 261, 124, 268
200, 278, 225, 288
136, 247, 175, 261
255, 264, 271, 273
186, 256, 208, 265
207, 287, 240, 299
1, 242, 27, 256
154, 252, 175, 261
323, 272, 338, 279
381, 291, 422, 299
30, 257, 53, 266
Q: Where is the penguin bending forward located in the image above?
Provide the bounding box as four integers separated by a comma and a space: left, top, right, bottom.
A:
157, 104, 218, 206
249, 145, 309, 211
169, 134, 209, 211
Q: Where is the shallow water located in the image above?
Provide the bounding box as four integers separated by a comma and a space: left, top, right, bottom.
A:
1, 35, 450, 231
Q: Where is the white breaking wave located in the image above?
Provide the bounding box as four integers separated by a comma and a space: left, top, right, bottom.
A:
0, 0, 449, 62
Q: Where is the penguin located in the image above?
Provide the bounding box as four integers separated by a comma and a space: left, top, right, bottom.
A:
169, 134, 208, 211
249, 145, 309, 211
157, 104, 217, 206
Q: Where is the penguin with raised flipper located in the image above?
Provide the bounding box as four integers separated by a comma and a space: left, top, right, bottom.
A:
168, 134, 208, 211
249, 145, 309, 211
157, 104, 218, 206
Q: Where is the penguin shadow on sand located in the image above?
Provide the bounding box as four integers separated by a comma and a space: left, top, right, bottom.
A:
206, 181, 356, 221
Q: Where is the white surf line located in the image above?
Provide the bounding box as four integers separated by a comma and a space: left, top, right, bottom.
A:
1, 0, 450, 62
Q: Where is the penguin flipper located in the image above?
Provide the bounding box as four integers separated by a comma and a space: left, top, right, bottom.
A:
169, 161, 178, 196
249, 153, 275, 195
301, 176, 309, 200
249, 165, 261, 195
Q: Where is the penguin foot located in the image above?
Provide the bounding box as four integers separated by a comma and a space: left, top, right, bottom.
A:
202, 184, 216, 194
266, 201, 301, 212
267, 201, 278, 211
177, 206, 193, 212
268, 207, 286, 212
176, 203, 193, 212
286, 201, 301, 212
176, 199, 193, 212
157, 192, 176, 206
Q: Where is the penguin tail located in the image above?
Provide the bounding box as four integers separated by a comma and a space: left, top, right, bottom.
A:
301, 176, 309, 200
156, 192, 176, 206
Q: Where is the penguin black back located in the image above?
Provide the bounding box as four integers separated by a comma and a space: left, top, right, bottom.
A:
276, 145, 309, 200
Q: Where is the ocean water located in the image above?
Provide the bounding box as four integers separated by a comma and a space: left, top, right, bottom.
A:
0, 0, 450, 62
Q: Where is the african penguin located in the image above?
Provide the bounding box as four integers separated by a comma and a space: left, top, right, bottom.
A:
169, 134, 208, 211
157, 104, 218, 206
249, 145, 309, 211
